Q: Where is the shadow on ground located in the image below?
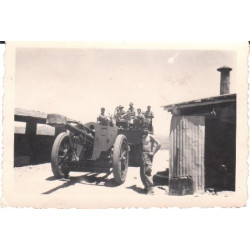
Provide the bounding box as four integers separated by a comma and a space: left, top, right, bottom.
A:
42, 172, 117, 194
45, 176, 57, 181
126, 185, 146, 195
126, 184, 169, 195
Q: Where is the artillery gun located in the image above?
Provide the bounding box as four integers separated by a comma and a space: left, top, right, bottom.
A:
47, 111, 153, 185
47, 114, 129, 184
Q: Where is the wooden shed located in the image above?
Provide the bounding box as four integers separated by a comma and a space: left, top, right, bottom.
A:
163, 66, 236, 194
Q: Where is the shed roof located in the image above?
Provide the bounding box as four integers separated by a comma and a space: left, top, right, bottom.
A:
163, 94, 236, 112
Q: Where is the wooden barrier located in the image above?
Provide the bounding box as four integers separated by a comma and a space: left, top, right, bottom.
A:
14, 108, 66, 167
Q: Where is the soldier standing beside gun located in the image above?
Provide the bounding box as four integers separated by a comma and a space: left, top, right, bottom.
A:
140, 131, 161, 195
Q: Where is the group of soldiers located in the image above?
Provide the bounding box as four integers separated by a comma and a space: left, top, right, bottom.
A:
97, 102, 154, 127
98, 102, 161, 195
114, 102, 154, 121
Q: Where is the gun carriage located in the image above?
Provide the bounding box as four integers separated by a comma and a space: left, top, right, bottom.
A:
47, 112, 153, 185
47, 114, 129, 184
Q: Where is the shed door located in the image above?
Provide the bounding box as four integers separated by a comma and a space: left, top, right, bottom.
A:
169, 116, 205, 192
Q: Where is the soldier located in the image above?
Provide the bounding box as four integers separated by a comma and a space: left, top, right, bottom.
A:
132, 108, 145, 127
136, 108, 145, 120
123, 102, 135, 121
140, 130, 161, 195
115, 105, 126, 120
144, 105, 154, 120
127, 102, 135, 115
97, 107, 109, 126
144, 105, 154, 132
114, 106, 120, 119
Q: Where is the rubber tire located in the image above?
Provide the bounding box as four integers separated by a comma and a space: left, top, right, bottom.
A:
51, 132, 70, 179
112, 135, 129, 185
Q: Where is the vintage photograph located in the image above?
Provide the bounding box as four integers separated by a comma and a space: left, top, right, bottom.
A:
1, 42, 248, 208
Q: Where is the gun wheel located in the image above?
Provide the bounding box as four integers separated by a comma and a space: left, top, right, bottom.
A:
112, 135, 129, 184
51, 132, 70, 179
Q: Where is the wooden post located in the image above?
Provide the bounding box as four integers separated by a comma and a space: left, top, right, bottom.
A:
25, 121, 37, 135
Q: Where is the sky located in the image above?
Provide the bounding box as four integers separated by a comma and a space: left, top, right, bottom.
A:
15, 47, 237, 136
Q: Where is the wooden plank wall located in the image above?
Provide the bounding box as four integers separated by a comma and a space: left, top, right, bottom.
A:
169, 116, 205, 192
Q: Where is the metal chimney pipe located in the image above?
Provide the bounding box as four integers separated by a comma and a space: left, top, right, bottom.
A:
217, 66, 232, 95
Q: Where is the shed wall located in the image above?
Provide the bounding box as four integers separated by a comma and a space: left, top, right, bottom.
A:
170, 116, 205, 192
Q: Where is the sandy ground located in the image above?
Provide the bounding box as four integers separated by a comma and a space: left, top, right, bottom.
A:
11, 150, 170, 207
14, 150, 169, 195
11, 150, 235, 208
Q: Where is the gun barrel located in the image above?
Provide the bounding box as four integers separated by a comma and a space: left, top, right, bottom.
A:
66, 122, 95, 145
67, 119, 95, 136
47, 114, 95, 145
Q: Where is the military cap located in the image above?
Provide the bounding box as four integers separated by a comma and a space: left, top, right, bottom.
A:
129, 102, 133, 106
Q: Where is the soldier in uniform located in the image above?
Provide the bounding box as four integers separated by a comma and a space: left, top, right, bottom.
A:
136, 108, 145, 122
115, 105, 126, 120
132, 108, 145, 127
144, 105, 154, 132
97, 107, 109, 126
127, 102, 135, 115
114, 106, 120, 120
140, 130, 161, 195
144, 105, 154, 120
123, 102, 135, 121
